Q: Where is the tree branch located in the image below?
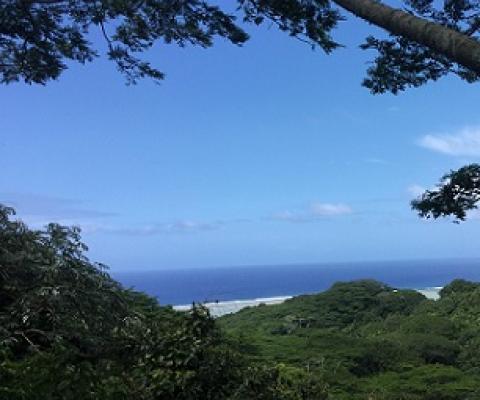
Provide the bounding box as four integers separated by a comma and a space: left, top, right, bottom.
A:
332, 0, 480, 74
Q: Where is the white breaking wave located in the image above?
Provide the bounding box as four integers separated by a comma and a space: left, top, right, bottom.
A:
416, 287, 443, 300
173, 288, 443, 318
174, 296, 292, 317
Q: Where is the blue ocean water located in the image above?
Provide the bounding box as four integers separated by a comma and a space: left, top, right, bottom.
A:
112, 259, 480, 306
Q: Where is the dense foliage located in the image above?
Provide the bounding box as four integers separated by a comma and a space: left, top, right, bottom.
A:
0, 0, 338, 85
0, 205, 301, 399
412, 164, 480, 222
1, 0, 479, 92
357, 0, 480, 93
220, 279, 480, 399
2, 204, 480, 399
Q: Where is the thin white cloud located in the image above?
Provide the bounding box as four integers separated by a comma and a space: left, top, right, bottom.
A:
364, 157, 388, 165
0, 192, 116, 220
16, 219, 224, 236
1, 193, 249, 236
310, 202, 352, 216
419, 126, 480, 156
272, 202, 352, 222
272, 211, 299, 221
95, 220, 224, 236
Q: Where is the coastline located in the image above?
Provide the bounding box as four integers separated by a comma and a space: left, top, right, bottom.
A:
173, 287, 443, 318
174, 295, 293, 317
415, 286, 442, 300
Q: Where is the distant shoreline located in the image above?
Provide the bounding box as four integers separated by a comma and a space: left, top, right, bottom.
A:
173, 287, 443, 318
114, 260, 480, 306
174, 295, 293, 317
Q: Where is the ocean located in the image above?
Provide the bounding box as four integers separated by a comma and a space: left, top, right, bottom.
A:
112, 258, 480, 308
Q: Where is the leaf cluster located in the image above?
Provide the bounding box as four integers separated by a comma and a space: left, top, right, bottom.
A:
361, 0, 480, 93
411, 163, 480, 222
2, 0, 479, 92
0, 0, 340, 85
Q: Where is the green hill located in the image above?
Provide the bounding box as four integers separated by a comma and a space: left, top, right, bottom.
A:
219, 279, 480, 399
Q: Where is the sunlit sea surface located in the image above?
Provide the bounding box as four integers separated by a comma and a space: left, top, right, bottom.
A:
113, 259, 480, 315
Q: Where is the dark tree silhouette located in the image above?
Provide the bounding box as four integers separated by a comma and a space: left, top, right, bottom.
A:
412, 164, 480, 222
1, 0, 479, 92
3, 1, 480, 220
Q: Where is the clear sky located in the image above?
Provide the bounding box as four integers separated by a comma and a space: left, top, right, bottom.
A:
2, 7, 480, 271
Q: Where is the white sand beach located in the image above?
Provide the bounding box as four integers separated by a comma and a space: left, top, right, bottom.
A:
173, 287, 443, 317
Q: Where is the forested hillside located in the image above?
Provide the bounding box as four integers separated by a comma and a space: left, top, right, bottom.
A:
220, 279, 480, 399
1, 204, 480, 399
0, 205, 294, 399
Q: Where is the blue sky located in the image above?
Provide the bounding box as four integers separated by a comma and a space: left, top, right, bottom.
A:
2, 7, 480, 271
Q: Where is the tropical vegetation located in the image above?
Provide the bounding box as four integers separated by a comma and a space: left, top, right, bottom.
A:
1, 204, 480, 399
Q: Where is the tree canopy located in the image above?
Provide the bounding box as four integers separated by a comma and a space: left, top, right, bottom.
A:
411, 164, 480, 222
220, 277, 480, 399
2, 0, 480, 93
4, 1, 480, 218
2, 203, 480, 399
0, 204, 307, 399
